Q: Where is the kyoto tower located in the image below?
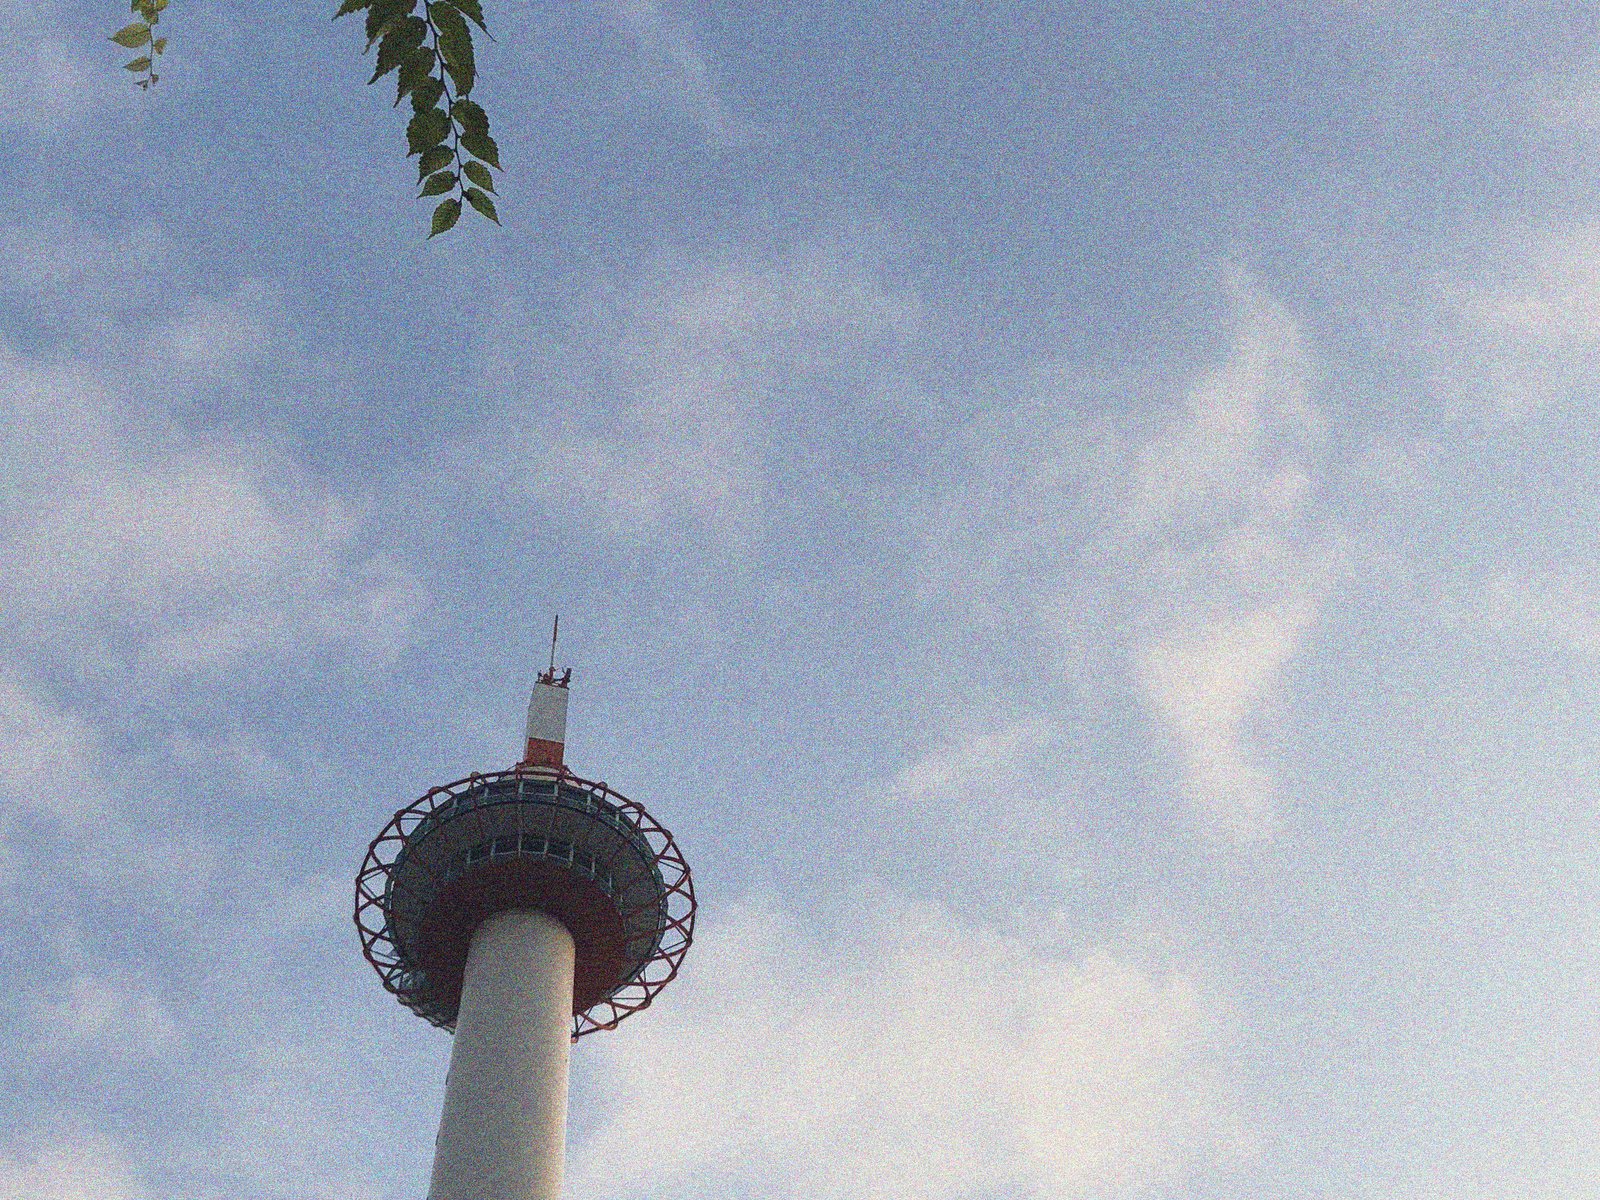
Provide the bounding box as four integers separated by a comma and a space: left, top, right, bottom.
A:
355, 626, 696, 1200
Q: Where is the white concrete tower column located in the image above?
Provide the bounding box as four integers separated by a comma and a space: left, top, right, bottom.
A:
427, 910, 576, 1200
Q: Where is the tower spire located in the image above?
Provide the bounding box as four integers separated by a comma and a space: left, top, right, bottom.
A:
526, 618, 570, 768
355, 633, 696, 1200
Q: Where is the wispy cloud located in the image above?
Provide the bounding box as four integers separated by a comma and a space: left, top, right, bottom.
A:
0, 1141, 151, 1200
0, 216, 424, 681
481, 247, 918, 547
0, 0, 116, 137
607, 0, 747, 147
1445, 556, 1600, 658
0, 351, 421, 675
919, 270, 1334, 846
26, 971, 181, 1063
1440, 221, 1600, 419
570, 896, 1242, 1200
0, 674, 97, 809
1126, 273, 1335, 844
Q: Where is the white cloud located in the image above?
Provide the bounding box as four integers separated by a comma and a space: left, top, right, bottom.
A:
1446, 556, 1600, 658
193, 1035, 392, 1200
608, 0, 746, 147
0, 209, 422, 682
28, 971, 181, 1063
493, 250, 917, 546
145, 872, 421, 1200
0, 665, 221, 910
0, 213, 421, 926
0, 671, 107, 894
862, 716, 1081, 889
1515, 47, 1600, 141
0, 324, 422, 678
915, 369, 1124, 631
569, 898, 1242, 1200
1135, 596, 1318, 844
1126, 274, 1333, 845
886, 718, 1056, 805
0, 1142, 150, 1200
919, 272, 1332, 845
0, 215, 166, 324
0, 673, 97, 808
159, 281, 281, 385
1440, 222, 1600, 419
0, 1, 115, 137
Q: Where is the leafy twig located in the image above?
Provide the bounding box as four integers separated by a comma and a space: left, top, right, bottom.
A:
110, 0, 168, 90
337, 0, 502, 236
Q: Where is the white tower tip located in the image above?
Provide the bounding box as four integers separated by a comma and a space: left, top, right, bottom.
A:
522, 669, 569, 769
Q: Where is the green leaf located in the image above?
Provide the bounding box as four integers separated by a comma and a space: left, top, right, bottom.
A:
110, 22, 151, 48
452, 0, 487, 30
124, 55, 152, 71
152, 36, 167, 53
429, 198, 461, 237
417, 145, 453, 179
369, 16, 426, 83
459, 130, 499, 169
433, 7, 472, 66
394, 48, 434, 105
463, 187, 499, 224
410, 75, 444, 113
433, 5, 474, 94
450, 98, 488, 136
462, 160, 495, 193
444, 56, 474, 97
419, 170, 457, 197
333, 0, 372, 15
405, 106, 451, 155
363, 4, 393, 42
364, 0, 414, 49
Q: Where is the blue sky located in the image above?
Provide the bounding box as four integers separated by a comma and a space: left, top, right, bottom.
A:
2, 2, 1598, 1198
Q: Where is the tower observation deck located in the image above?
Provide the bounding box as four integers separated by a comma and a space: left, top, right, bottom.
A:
355, 657, 695, 1200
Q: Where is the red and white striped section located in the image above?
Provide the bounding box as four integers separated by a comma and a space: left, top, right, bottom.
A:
521, 674, 569, 769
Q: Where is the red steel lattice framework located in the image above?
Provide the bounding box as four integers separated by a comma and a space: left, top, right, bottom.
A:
355, 765, 696, 1040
